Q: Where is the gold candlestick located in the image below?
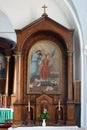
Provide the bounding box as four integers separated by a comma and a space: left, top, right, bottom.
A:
28, 100, 30, 111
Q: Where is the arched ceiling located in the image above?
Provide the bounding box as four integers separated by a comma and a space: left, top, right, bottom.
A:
0, 11, 16, 49
0, 0, 79, 29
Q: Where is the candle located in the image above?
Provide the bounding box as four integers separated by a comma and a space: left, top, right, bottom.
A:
28, 100, 30, 111
58, 99, 60, 111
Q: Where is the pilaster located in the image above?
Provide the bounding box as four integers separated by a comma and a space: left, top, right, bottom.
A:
2, 56, 10, 108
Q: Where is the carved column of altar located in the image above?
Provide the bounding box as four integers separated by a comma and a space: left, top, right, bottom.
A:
66, 51, 75, 125
2, 56, 10, 108
11, 55, 17, 108
67, 51, 73, 101
13, 51, 25, 126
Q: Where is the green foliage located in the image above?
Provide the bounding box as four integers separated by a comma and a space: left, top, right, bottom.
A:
38, 110, 50, 121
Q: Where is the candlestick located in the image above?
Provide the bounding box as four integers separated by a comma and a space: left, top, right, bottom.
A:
28, 100, 30, 111
58, 99, 60, 111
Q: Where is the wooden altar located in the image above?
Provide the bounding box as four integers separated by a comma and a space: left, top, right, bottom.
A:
12, 12, 81, 126
0, 11, 81, 127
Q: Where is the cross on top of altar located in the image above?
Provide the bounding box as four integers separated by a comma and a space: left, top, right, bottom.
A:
42, 4, 48, 16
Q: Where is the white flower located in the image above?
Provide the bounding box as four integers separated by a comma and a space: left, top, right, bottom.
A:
43, 108, 47, 113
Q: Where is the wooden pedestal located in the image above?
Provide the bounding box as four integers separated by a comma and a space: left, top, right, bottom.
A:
66, 102, 75, 125
12, 101, 26, 126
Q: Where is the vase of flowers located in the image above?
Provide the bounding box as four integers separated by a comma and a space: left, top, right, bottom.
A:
38, 108, 50, 126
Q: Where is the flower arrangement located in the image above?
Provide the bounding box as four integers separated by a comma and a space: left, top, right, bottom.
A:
38, 108, 50, 121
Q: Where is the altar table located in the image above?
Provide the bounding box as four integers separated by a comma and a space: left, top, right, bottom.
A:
0, 108, 13, 123
8, 126, 79, 130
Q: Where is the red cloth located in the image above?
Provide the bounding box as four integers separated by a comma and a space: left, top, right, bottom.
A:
40, 58, 51, 80
0, 123, 12, 128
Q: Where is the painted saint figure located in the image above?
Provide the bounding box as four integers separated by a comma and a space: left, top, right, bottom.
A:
40, 53, 53, 80
30, 50, 42, 78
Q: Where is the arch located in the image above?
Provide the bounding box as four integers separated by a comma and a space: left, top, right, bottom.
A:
21, 30, 68, 54
63, 0, 84, 126
22, 30, 68, 97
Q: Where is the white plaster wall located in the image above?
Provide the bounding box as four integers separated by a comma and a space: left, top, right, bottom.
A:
71, 0, 87, 44
0, 0, 71, 29
83, 48, 87, 127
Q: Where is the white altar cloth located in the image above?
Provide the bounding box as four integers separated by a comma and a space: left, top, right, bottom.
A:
8, 126, 79, 130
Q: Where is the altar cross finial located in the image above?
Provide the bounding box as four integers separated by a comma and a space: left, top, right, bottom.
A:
42, 4, 48, 17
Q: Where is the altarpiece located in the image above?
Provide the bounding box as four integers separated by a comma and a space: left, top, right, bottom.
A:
12, 12, 81, 126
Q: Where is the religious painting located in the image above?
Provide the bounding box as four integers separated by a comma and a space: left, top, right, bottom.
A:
0, 54, 6, 78
27, 40, 62, 94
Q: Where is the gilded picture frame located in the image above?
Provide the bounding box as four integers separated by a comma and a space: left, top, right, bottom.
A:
27, 40, 62, 94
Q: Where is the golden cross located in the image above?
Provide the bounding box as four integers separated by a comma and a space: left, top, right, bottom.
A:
42, 4, 47, 16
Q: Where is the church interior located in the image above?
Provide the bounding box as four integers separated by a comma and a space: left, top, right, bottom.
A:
0, 0, 87, 130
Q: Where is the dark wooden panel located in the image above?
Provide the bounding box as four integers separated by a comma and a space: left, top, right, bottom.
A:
0, 78, 5, 94
74, 80, 81, 103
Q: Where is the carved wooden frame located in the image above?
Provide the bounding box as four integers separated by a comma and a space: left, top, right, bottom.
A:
27, 40, 62, 94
